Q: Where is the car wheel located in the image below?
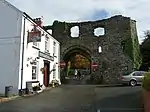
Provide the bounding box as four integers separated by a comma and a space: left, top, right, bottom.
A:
130, 80, 137, 86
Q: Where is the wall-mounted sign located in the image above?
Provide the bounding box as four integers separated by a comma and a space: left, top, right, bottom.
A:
39, 51, 54, 61
91, 62, 98, 72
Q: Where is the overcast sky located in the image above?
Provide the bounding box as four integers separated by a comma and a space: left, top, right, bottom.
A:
7, 0, 150, 42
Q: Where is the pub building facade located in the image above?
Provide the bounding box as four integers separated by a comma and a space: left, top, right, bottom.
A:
22, 14, 61, 93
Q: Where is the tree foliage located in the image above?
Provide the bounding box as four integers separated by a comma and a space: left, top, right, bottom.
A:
140, 30, 150, 71
142, 72, 150, 91
122, 36, 142, 69
71, 54, 90, 69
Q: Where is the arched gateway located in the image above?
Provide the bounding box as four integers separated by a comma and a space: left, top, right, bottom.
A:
58, 45, 93, 84
44, 15, 141, 84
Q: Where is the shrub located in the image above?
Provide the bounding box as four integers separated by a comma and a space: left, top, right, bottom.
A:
142, 72, 150, 91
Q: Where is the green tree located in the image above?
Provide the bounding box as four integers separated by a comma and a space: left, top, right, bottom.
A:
140, 30, 150, 71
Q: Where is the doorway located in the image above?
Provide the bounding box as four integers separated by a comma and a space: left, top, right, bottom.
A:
43, 60, 50, 87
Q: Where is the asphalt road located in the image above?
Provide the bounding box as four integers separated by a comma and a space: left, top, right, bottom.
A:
0, 85, 144, 112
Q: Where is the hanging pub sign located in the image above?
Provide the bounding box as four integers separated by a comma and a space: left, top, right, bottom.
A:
27, 17, 43, 43
27, 30, 41, 43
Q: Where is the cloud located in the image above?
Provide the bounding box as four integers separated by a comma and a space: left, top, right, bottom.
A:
7, 0, 150, 42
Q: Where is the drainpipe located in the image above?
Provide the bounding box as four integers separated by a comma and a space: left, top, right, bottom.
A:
20, 17, 26, 95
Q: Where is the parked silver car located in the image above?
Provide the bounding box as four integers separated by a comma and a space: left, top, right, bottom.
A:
119, 71, 146, 86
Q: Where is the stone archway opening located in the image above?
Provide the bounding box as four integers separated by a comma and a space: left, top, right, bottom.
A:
62, 47, 92, 84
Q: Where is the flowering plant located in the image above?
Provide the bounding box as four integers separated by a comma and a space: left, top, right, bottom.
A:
40, 67, 44, 74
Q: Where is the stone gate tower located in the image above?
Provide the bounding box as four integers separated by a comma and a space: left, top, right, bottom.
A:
44, 15, 141, 84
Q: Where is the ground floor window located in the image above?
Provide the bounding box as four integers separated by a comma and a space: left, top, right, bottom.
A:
32, 66, 37, 80
53, 64, 56, 79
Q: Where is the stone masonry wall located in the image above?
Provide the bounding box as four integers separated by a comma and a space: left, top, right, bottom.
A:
45, 15, 140, 84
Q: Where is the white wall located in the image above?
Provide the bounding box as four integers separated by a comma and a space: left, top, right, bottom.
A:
0, 0, 22, 37
18, 16, 40, 89
52, 41, 60, 84
39, 33, 60, 84
0, 0, 60, 94
0, 0, 23, 94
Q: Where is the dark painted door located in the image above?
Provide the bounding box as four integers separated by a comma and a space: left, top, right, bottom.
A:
43, 61, 50, 87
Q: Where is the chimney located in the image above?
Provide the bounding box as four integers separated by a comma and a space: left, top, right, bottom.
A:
33, 18, 43, 27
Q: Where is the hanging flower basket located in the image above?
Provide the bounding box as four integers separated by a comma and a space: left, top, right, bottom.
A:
40, 68, 44, 74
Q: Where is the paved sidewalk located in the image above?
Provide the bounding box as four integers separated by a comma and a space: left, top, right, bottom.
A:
0, 86, 53, 103
0, 96, 20, 103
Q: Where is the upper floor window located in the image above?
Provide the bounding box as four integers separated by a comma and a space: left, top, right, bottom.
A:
45, 35, 49, 52
53, 41, 56, 56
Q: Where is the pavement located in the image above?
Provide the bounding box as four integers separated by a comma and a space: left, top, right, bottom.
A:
0, 85, 144, 112
0, 96, 20, 103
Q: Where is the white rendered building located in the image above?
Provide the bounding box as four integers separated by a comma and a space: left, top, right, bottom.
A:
0, 0, 61, 95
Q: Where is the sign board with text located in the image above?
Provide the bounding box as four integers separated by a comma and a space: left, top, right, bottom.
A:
39, 51, 54, 61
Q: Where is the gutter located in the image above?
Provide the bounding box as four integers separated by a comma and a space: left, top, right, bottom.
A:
20, 17, 26, 95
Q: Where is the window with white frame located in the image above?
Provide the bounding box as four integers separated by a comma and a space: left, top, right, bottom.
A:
32, 65, 37, 80
53, 64, 56, 79
53, 41, 56, 56
45, 35, 49, 52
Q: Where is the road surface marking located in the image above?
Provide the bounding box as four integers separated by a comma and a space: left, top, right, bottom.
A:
97, 109, 100, 112
97, 108, 143, 111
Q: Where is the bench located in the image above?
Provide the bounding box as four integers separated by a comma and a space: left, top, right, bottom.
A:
26, 81, 40, 94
